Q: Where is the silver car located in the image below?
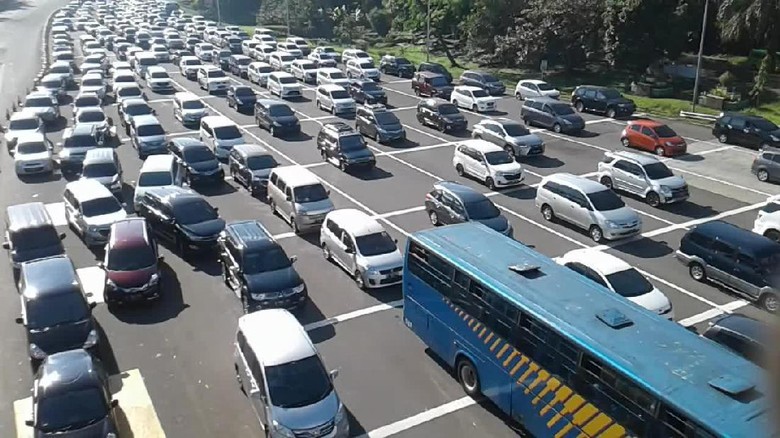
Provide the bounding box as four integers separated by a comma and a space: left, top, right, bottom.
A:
535, 173, 642, 242
21, 92, 59, 124
597, 151, 689, 207
267, 166, 334, 233
4, 109, 43, 153
472, 118, 545, 158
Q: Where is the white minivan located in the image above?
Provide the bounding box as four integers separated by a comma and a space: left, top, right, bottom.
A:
63, 179, 127, 246
267, 166, 334, 233
267, 72, 302, 100
234, 309, 349, 437
133, 154, 182, 211
452, 139, 524, 190
199, 116, 245, 161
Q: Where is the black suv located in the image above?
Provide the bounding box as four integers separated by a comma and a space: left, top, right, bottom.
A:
702, 314, 767, 367
348, 79, 387, 105
571, 85, 636, 118
416, 98, 467, 132
316, 122, 375, 171
167, 137, 224, 185
712, 113, 780, 149
418, 61, 452, 83
16, 255, 99, 367
229, 143, 279, 196
226, 84, 257, 112
137, 187, 226, 256
356, 104, 406, 143
379, 55, 415, 78
254, 99, 300, 137
412, 71, 453, 99
218, 220, 307, 313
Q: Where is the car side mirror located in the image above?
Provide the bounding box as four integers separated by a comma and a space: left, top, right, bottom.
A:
289, 255, 297, 263
97, 261, 105, 269
2, 242, 9, 250
213, 207, 219, 213
152, 109, 157, 115
110, 399, 119, 408
285, 195, 292, 201
25, 419, 33, 427
345, 247, 354, 254
158, 255, 165, 262
15, 317, 24, 324
329, 369, 339, 380
59, 232, 67, 240
89, 302, 97, 309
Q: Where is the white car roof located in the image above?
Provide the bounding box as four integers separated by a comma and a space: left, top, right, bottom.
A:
271, 71, 295, 79
140, 154, 176, 172
15, 132, 47, 143
558, 248, 631, 276
238, 309, 316, 367
326, 209, 385, 237
521, 79, 549, 85
65, 179, 113, 202
146, 65, 167, 74
455, 85, 485, 93
457, 139, 503, 153
319, 83, 346, 92
174, 91, 200, 102
202, 115, 235, 128
270, 165, 320, 186
249, 62, 272, 68
319, 67, 342, 74
10, 109, 39, 121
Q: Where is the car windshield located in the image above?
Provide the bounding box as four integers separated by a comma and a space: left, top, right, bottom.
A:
151, 71, 168, 79
269, 105, 294, 117
82, 78, 103, 87
482, 74, 499, 82
137, 124, 164, 137
42, 79, 62, 89
281, 55, 295, 62
485, 151, 514, 165
138, 171, 172, 186
752, 118, 778, 131
396, 57, 411, 65
430, 76, 449, 86
293, 184, 328, 203
322, 47, 336, 53
79, 111, 105, 123
125, 103, 152, 116
246, 155, 277, 170
551, 104, 575, 115
278, 76, 296, 84
25, 97, 52, 107
37, 387, 107, 433
117, 87, 141, 97
606, 268, 654, 297
502, 123, 529, 136
237, 58, 251, 65
601, 89, 622, 99
82, 162, 117, 178
536, 82, 554, 91
64, 134, 98, 148
302, 63, 317, 70
50, 66, 71, 74
358, 61, 374, 69
26, 292, 89, 329
587, 189, 625, 211
256, 65, 273, 73
184, 59, 201, 65
114, 75, 134, 83
139, 58, 157, 66
328, 71, 345, 79
18, 142, 48, 154
200, 44, 213, 50
208, 70, 226, 78
81, 197, 122, 217
10, 118, 39, 130
356, 231, 396, 257
464, 198, 500, 220
653, 125, 677, 138
234, 87, 254, 96
339, 135, 366, 151
331, 90, 350, 99
183, 146, 214, 163
243, 246, 291, 274
643, 162, 674, 180
471, 89, 489, 98
265, 355, 332, 409
173, 199, 218, 225
214, 125, 241, 139
375, 111, 399, 125
361, 81, 380, 91
438, 104, 459, 115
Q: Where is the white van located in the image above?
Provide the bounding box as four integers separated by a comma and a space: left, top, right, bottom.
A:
133, 51, 158, 77
316, 68, 350, 87
234, 309, 349, 437
315, 84, 355, 115
267, 166, 335, 233
133, 154, 181, 211
247, 62, 273, 87
267, 72, 302, 100
63, 179, 127, 246
452, 139, 524, 190
268, 51, 296, 72
199, 116, 245, 160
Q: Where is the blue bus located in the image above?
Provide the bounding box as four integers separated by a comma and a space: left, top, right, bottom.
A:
403, 223, 771, 438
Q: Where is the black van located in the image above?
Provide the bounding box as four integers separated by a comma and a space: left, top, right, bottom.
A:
676, 220, 780, 312
3, 202, 66, 278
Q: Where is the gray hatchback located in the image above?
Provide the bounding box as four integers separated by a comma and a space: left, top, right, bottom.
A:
751, 147, 780, 183
520, 97, 585, 134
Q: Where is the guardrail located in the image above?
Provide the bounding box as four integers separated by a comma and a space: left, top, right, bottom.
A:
679, 110, 719, 122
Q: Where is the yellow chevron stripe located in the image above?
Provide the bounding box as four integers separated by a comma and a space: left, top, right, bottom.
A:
580, 413, 613, 436
484, 332, 495, 344
571, 404, 599, 427
473, 322, 482, 332
532, 377, 560, 406
496, 343, 510, 359
490, 338, 502, 352
524, 370, 551, 395
478, 327, 487, 339
540, 385, 572, 416
547, 394, 585, 429
510, 355, 530, 376
467, 319, 476, 328
503, 350, 518, 367
517, 362, 540, 384
598, 423, 627, 438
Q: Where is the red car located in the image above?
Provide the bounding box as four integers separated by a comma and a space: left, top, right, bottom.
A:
100, 217, 163, 306
620, 120, 687, 156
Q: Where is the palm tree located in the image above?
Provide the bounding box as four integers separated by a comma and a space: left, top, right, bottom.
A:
718, 0, 780, 64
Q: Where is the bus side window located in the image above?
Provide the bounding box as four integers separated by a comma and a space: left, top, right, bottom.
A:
407, 241, 454, 297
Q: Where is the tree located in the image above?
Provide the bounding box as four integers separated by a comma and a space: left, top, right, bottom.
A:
718, 0, 780, 65
751, 54, 770, 106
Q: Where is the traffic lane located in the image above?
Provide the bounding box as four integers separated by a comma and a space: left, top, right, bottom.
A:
243, 125, 323, 166
527, 134, 606, 177
313, 310, 509, 436
388, 403, 520, 438
307, 155, 439, 214
718, 208, 762, 233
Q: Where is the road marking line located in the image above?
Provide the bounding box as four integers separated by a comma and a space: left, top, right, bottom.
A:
44, 202, 67, 226
678, 300, 750, 327
667, 166, 772, 197
167, 130, 198, 138
303, 299, 404, 332
77, 266, 106, 304
354, 396, 476, 438
389, 105, 417, 112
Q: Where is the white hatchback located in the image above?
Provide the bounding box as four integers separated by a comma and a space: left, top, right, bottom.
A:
452, 139, 524, 190
753, 195, 780, 241
451, 85, 497, 113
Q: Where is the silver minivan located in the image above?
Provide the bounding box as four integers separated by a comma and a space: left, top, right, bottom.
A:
596, 151, 689, 207
234, 309, 349, 437
320, 209, 403, 289
63, 179, 127, 247
268, 166, 334, 233
81, 148, 123, 196
535, 173, 642, 242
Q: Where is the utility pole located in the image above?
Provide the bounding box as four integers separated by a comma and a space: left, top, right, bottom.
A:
691, 0, 709, 112
286, 0, 291, 36
426, 0, 431, 61
215, 0, 222, 25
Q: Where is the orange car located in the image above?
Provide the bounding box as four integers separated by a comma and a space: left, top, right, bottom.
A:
620, 120, 687, 156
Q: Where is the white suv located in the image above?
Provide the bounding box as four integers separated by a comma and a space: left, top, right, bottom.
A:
452, 139, 524, 190
179, 56, 202, 80
267, 72, 302, 99
753, 195, 780, 242
199, 116, 245, 160
290, 59, 318, 84
247, 61, 273, 86
341, 48, 371, 64
597, 151, 689, 208
557, 248, 674, 319
197, 66, 229, 93
315, 84, 355, 115
316, 67, 349, 87
345, 58, 380, 81
451, 85, 496, 113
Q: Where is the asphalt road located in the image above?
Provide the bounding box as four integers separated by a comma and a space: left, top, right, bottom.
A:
2, 13, 779, 437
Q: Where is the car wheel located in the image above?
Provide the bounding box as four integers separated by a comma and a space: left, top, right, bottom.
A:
291, 217, 300, 234
760, 293, 779, 313
515, 92, 523, 100
574, 101, 584, 112
758, 169, 770, 182
600, 176, 613, 189
455, 164, 464, 176
760, 142, 770, 150
718, 133, 728, 144
646, 191, 661, 207
606, 108, 617, 118
456, 357, 482, 399
269, 198, 276, 215
552, 123, 562, 133
176, 236, 186, 257
429, 210, 439, 226
269, 125, 275, 137
321, 243, 331, 261
522, 117, 531, 127
620, 137, 630, 148
589, 225, 604, 243
654, 146, 665, 156
339, 160, 347, 172
765, 230, 780, 242
241, 292, 250, 314
438, 121, 446, 132
689, 262, 706, 281
471, 104, 478, 112
485, 177, 496, 190
354, 270, 366, 289
541, 204, 554, 221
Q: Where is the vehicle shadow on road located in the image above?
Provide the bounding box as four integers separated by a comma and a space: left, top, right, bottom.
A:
613, 237, 674, 259
95, 320, 121, 376
572, 130, 599, 139
672, 153, 705, 163
521, 155, 564, 169
296, 301, 336, 344
661, 201, 719, 219
0, 0, 30, 14
345, 406, 367, 437
350, 166, 393, 181
18, 172, 62, 184
109, 262, 190, 324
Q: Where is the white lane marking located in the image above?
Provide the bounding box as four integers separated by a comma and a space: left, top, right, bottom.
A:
272, 231, 296, 240
678, 300, 750, 327
44, 202, 67, 226
354, 396, 476, 438
303, 299, 404, 332
389, 105, 417, 112
634, 208, 676, 226
168, 130, 198, 138
77, 266, 106, 304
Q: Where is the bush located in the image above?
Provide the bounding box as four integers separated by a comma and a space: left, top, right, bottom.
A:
719, 71, 737, 88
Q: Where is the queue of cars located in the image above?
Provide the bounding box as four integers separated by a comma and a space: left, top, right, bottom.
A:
0, 0, 778, 435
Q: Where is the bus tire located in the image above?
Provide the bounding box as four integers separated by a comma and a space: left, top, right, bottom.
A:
456, 356, 482, 399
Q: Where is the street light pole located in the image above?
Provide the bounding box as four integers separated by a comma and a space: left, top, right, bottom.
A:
426, 0, 431, 62
691, 0, 709, 112
286, 0, 291, 36
215, 0, 222, 25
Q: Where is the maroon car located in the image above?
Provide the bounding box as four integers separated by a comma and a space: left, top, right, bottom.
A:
100, 218, 163, 305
